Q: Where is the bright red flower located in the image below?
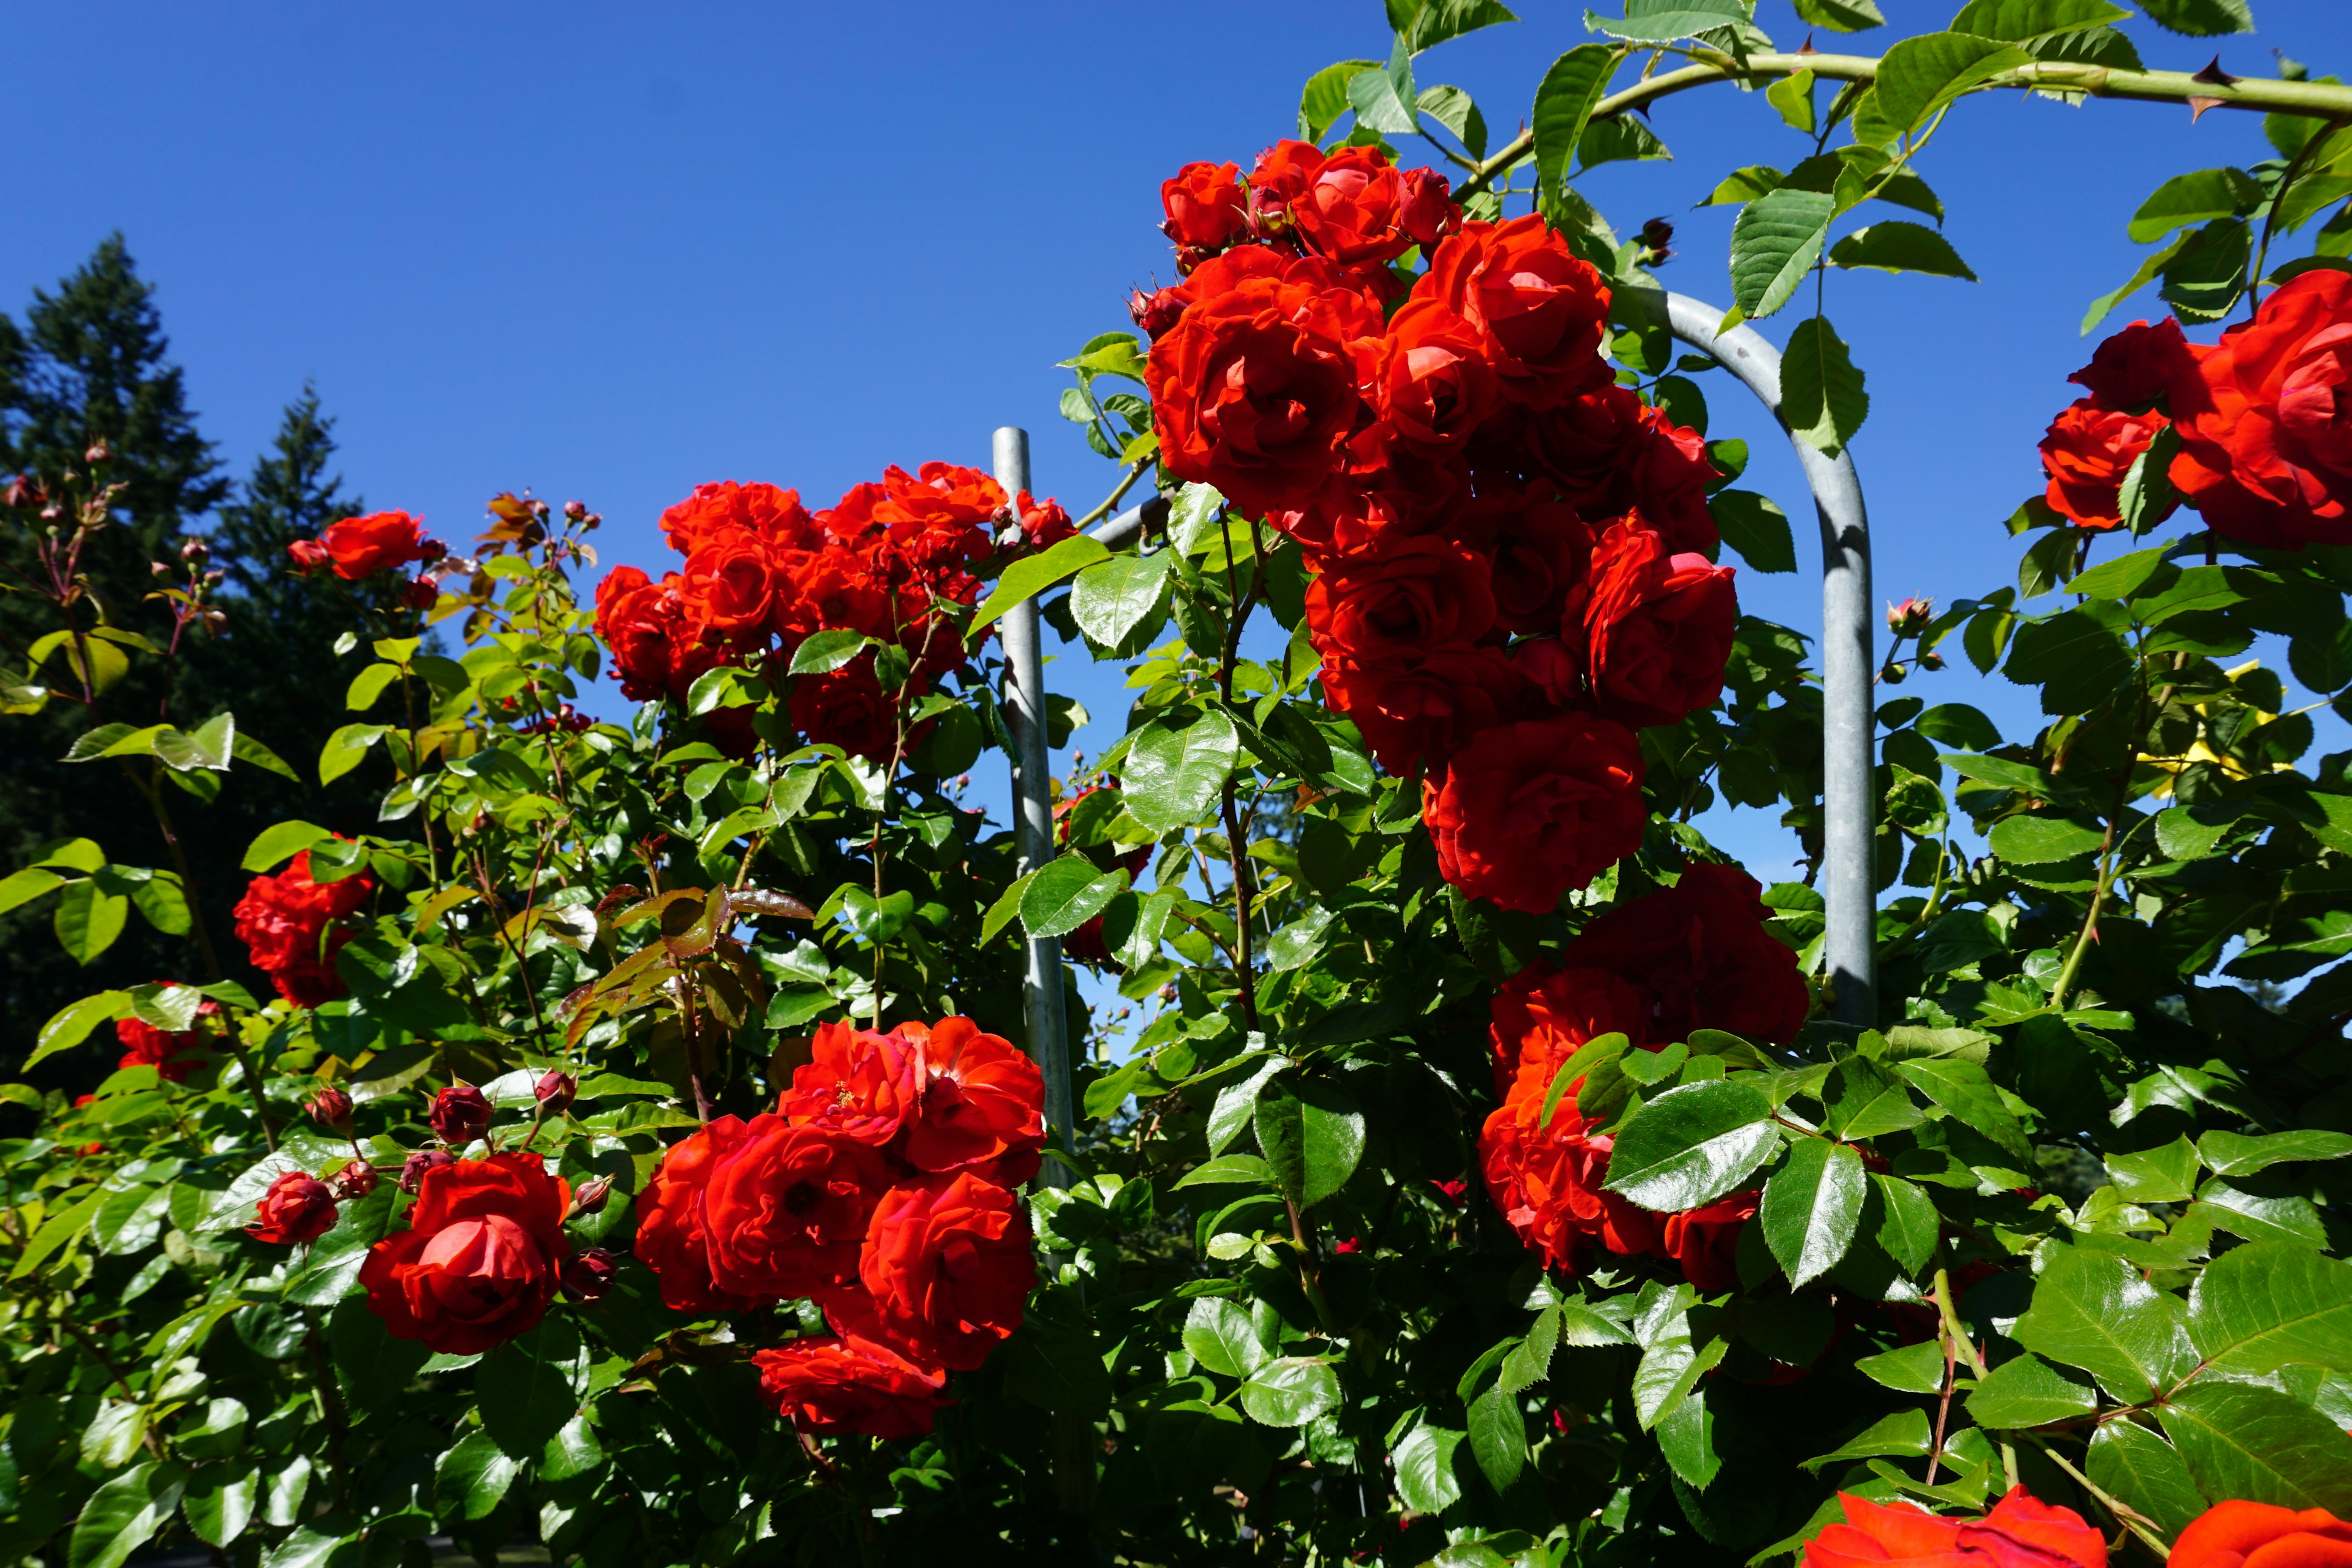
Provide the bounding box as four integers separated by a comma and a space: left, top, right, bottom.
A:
248, 1170, 338, 1245
1561, 864, 1811, 1046
1145, 245, 1384, 519
232, 848, 372, 1008
679, 531, 789, 647
701, 1117, 892, 1300
1804, 1488, 2106, 1568
752, 1335, 950, 1438
1446, 481, 1595, 637
2071, 317, 2200, 413
1251, 141, 1450, 268
1013, 491, 1076, 552
839, 1169, 1033, 1372
360, 1152, 572, 1355
1161, 160, 1251, 268
635, 1116, 760, 1315
2173, 269, 2352, 549
791, 653, 925, 763
659, 480, 821, 556
1422, 712, 1647, 914
2041, 399, 2175, 530
1581, 514, 1738, 729
1659, 1191, 1755, 1293
784, 1020, 922, 1148
314, 511, 437, 580
2171, 1500, 2352, 1568
1509, 385, 1721, 555
594, 566, 731, 704
1488, 962, 1651, 1099
1373, 298, 1499, 462
114, 990, 220, 1082
897, 1017, 1047, 1185
286, 538, 332, 573
1420, 216, 1611, 408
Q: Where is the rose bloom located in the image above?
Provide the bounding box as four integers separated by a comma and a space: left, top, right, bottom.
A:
1145, 245, 1385, 519
1422, 712, 1647, 914
1013, 490, 1076, 552
115, 990, 221, 1082
1479, 1054, 1662, 1270
1804, 1489, 2105, 1568
1420, 216, 1611, 408
1560, 862, 1812, 1046
315, 510, 436, 580
826, 462, 1001, 579
1447, 481, 1594, 637
232, 848, 372, 1008
1488, 962, 1651, 1098
2041, 399, 2176, 530
2072, 316, 2200, 413
753, 1335, 949, 1439
679, 531, 788, 648
1505, 384, 1721, 556
783, 1020, 921, 1147
658, 480, 821, 556
2173, 268, 2352, 549
785, 1016, 1046, 1187
700, 1118, 891, 1300
1373, 298, 1499, 462
360, 1152, 573, 1355
2171, 1501, 2352, 1568
1161, 160, 1250, 267
594, 566, 731, 704
1659, 1191, 1755, 1293
837, 1170, 1034, 1371
1250, 141, 1455, 267
247, 1170, 338, 1245
1581, 514, 1739, 729
635, 1117, 761, 1314
791, 653, 924, 763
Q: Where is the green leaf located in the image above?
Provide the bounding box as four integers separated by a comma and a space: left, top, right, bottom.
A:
1782, 315, 1870, 455
1803, 1408, 1932, 1468
2004, 606, 2132, 714
1948, 0, 2127, 37
67, 1460, 186, 1568
1766, 70, 1817, 134
786, 627, 870, 677
2136, 0, 2253, 36
1760, 1139, 1866, 1288
316, 723, 386, 786
1793, 0, 1884, 28
1172, 1153, 1275, 1189
1069, 552, 1172, 652
1583, 1, 1753, 42
2201, 1129, 2352, 1178
1826, 1058, 1924, 1140
2082, 229, 2192, 334
1240, 1357, 1341, 1428
2157, 1381, 2352, 1512
129, 873, 189, 937
344, 662, 399, 712
259, 1525, 349, 1568
434, 1430, 519, 1522
1299, 59, 1381, 140
1122, 711, 1239, 835
1183, 1297, 1270, 1379
2108, 1137, 2203, 1204
1254, 1078, 1366, 1209
1348, 62, 1420, 136
1854, 1340, 1948, 1395
56, 878, 127, 965
1709, 490, 1796, 573
1417, 85, 1490, 159
1604, 1079, 1779, 1212
1468, 1381, 1529, 1491
1965, 1352, 2098, 1429
1895, 1057, 2032, 1161
2187, 1241, 2352, 1377
973, 535, 1110, 631
2087, 1420, 2210, 1543
242, 820, 333, 873
1393, 1423, 1464, 1515
2067, 543, 2171, 599
9, 1189, 101, 1278
477, 1317, 588, 1458
0, 864, 64, 918
2129, 167, 2264, 244
1400, 0, 1519, 51
2012, 1244, 2194, 1402
1632, 1287, 1725, 1428
1019, 854, 1126, 940
232, 731, 300, 781
980, 869, 1038, 944
183, 1463, 259, 1548
1532, 46, 1619, 196
1502, 1306, 1562, 1393
1873, 1174, 1941, 1276
1830, 222, 1977, 280
2197, 1177, 2329, 1248
1988, 815, 2106, 865
154, 712, 235, 772
1873, 32, 2032, 135
2162, 219, 2252, 323
1730, 189, 1835, 320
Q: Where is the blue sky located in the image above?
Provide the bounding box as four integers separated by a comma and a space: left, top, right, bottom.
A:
3, 0, 2345, 887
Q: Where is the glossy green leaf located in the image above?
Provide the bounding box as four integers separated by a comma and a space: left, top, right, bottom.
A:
1896, 1057, 2031, 1161
1254, 1078, 1365, 1209
1760, 1138, 1866, 1288
67, 1460, 186, 1568
2012, 1244, 2195, 1401
1830, 222, 1977, 279
972, 535, 1110, 631
2087, 1421, 2210, 1542
1872, 1173, 1941, 1276
1730, 189, 1834, 320
1299, 59, 1382, 140
1240, 1357, 1341, 1428
2201, 1129, 2352, 1178
1793, 0, 1883, 29
1069, 552, 1171, 652
1948, 0, 2127, 38
242, 819, 333, 873
2129, 167, 2264, 244
1583, 1, 1752, 42
1854, 1340, 1948, 1395
1122, 710, 1238, 834
1826, 1058, 1923, 1140
1467, 1381, 1529, 1491
1964, 1352, 2098, 1429
1988, 815, 2106, 865
24, 989, 129, 1071
2188, 1242, 2352, 1377
1394, 1423, 1464, 1515
434, 1429, 519, 1521
786, 627, 870, 677
2158, 1380, 2352, 1512
1173, 1153, 1275, 1189
1873, 32, 2033, 135
1782, 315, 1870, 455
1185, 1297, 1272, 1379
55, 877, 127, 965
1532, 45, 1618, 195
183, 1463, 258, 1548
2198, 1177, 2329, 1249
2136, 0, 2253, 37
1709, 489, 1796, 573
477, 1317, 589, 1458
1605, 1079, 1779, 1212
1019, 854, 1125, 940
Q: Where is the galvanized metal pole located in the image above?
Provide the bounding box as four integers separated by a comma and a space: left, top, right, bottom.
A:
993, 426, 1077, 1178
1661, 294, 1876, 1030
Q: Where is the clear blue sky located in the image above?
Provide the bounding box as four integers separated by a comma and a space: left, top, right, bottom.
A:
4, 0, 2345, 884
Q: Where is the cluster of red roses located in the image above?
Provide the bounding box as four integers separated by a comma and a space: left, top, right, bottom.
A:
231, 848, 372, 1008
635, 1016, 1046, 1438
592, 472, 1072, 760
1479, 865, 1809, 1289
2039, 270, 2352, 548
1139, 144, 1734, 914
287, 509, 447, 608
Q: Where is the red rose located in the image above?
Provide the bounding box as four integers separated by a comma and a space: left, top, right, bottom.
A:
1422, 712, 1647, 914
248, 1170, 338, 1245
1161, 160, 1250, 267
659, 481, 821, 556
1373, 298, 1499, 462
428, 1084, 492, 1146
1581, 515, 1738, 729
1488, 962, 1651, 1098
286, 538, 332, 573
791, 653, 923, 763
1131, 285, 1189, 338
700, 1118, 891, 1300
1804, 1489, 2106, 1568
897, 1017, 1047, 1185
2173, 269, 2352, 549
635, 1116, 760, 1314
839, 1170, 1033, 1371
1509, 635, 1583, 706
1509, 385, 1721, 554
2040, 399, 2176, 530
360, 1152, 572, 1354
1397, 167, 1461, 251
827, 462, 1000, 579
401, 1149, 454, 1194
784, 1020, 922, 1147
2171, 1501, 2352, 1568
1447, 481, 1594, 637
1561, 863, 1811, 1045
1479, 1063, 1662, 1270
752, 1335, 949, 1439
315, 511, 437, 580
1251, 141, 1442, 268
1659, 1191, 1755, 1293
1420, 216, 1611, 408
232, 848, 372, 1008
2071, 317, 2200, 413
594, 566, 730, 704
1013, 491, 1076, 552
679, 532, 788, 647
1145, 245, 1384, 519
115, 990, 219, 1082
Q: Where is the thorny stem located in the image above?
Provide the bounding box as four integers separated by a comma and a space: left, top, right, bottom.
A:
1074, 459, 1150, 532
1925, 1305, 1958, 1487
2028, 1434, 2172, 1559
1933, 1265, 2018, 1490
1215, 512, 1261, 1033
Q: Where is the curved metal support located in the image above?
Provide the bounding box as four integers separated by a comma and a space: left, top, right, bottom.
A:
1662, 293, 1876, 1030
1089, 492, 1168, 549
993, 426, 1077, 1183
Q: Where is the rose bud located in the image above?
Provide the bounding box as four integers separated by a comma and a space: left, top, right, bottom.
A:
1129, 285, 1188, 338
400, 1148, 456, 1194
332, 1158, 379, 1200
1639, 216, 1675, 261
149, 560, 170, 575
179, 537, 208, 560
1921, 650, 1946, 672
534, 1069, 577, 1117
1882, 662, 1909, 684
401, 576, 437, 611
564, 499, 587, 521
419, 537, 448, 562
306, 1086, 355, 1132
286, 538, 331, 573
428, 1084, 492, 1146
1885, 597, 1934, 635
529, 498, 551, 520
560, 1246, 617, 1303
85, 439, 111, 466
247, 1171, 337, 1245
5, 475, 34, 508
570, 1174, 615, 1216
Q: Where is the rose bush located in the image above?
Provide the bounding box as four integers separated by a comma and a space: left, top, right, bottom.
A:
6, 3, 2352, 1567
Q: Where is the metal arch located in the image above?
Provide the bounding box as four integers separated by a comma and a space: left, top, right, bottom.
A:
1662, 292, 1877, 1029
